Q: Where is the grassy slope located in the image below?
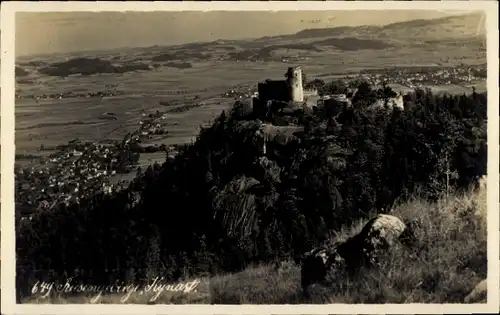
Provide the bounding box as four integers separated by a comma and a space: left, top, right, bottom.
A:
25, 185, 486, 304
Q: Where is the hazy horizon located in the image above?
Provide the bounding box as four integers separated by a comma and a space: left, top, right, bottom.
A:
15, 10, 469, 58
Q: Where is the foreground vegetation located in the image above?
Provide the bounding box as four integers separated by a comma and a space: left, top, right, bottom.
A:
16, 80, 487, 303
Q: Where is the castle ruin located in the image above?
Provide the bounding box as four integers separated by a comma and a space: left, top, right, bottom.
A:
253, 66, 305, 115
256, 66, 304, 104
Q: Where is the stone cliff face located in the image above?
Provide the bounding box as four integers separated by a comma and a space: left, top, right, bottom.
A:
368, 94, 404, 111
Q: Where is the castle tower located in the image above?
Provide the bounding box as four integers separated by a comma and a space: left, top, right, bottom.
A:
285, 66, 304, 102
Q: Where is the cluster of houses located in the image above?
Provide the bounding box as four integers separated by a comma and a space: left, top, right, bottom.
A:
16, 109, 175, 220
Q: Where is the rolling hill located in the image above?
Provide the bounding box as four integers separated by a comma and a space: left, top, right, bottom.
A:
16, 12, 486, 65
147, 12, 486, 64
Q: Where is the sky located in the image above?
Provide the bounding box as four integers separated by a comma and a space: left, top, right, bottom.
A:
15, 10, 464, 57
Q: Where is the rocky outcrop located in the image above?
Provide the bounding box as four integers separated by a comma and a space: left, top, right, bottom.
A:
338, 214, 420, 268
255, 123, 303, 150
360, 214, 411, 250
474, 174, 487, 191
368, 94, 404, 111
299, 246, 338, 295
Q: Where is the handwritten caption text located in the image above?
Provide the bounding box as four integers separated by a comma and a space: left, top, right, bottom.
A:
31, 277, 201, 303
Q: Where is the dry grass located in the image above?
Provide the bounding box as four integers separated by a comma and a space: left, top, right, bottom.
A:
210, 186, 487, 304
20, 186, 486, 304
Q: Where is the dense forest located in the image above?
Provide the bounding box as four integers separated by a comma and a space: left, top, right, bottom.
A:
15, 80, 487, 301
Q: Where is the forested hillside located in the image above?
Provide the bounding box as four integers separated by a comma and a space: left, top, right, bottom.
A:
16, 81, 487, 302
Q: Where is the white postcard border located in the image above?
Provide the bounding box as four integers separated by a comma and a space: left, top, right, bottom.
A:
1, 1, 499, 314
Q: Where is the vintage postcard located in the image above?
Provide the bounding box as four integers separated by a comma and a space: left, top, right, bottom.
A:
1, 1, 499, 314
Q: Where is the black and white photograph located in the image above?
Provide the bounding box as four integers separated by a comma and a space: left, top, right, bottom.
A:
1, 1, 499, 313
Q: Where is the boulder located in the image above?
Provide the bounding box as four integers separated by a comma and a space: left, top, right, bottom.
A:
299, 214, 421, 296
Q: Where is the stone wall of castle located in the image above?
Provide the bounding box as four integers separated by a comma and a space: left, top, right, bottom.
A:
286, 66, 304, 102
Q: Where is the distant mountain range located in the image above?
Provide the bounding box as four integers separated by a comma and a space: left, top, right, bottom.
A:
16, 12, 486, 63
165, 12, 486, 51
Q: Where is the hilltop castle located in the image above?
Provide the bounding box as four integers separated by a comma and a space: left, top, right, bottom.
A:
251, 66, 404, 118
255, 66, 304, 105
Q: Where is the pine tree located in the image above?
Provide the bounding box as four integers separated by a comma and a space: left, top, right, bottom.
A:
145, 224, 162, 283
